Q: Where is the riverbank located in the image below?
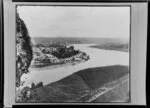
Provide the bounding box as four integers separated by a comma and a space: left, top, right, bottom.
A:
32, 52, 89, 68
90, 44, 129, 52
30, 60, 86, 70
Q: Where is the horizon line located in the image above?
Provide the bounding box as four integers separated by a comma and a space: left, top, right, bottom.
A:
31, 36, 129, 39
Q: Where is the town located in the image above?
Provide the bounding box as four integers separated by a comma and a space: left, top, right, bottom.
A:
32, 43, 90, 67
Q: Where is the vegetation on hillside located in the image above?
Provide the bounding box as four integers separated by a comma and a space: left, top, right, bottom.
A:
51, 45, 80, 59
16, 13, 44, 102
16, 13, 33, 87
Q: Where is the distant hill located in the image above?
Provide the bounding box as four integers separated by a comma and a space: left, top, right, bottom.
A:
32, 37, 129, 45
90, 43, 129, 52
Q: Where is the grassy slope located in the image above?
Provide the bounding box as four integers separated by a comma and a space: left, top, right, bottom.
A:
30, 65, 129, 103
91, 80, 129, 103
34, 74, 90, 102
76, 65, 129, 90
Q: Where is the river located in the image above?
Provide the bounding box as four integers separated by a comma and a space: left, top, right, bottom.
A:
20, 44, 129, 88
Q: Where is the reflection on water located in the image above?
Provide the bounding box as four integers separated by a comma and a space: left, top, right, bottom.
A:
20, 44, 129, 88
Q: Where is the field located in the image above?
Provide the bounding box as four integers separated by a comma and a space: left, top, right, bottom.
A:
27, 65, 129, 103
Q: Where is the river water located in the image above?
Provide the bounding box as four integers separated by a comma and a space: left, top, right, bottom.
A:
20, 44, 129, 88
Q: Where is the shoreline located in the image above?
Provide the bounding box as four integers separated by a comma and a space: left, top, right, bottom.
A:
30, 60, 86, 70
90, 45, 129, 52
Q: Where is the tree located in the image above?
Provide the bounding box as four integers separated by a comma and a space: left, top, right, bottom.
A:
31, 82, 36, 89
69, 46, 74, 50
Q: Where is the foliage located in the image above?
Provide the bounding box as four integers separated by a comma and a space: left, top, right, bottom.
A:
52, 45, 80, 59
31, 82, 43, 90
16, 81, 43, 102
16, 13, 33, 87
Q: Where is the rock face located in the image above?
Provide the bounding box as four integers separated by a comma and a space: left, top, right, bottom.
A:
16, 13, 33, 87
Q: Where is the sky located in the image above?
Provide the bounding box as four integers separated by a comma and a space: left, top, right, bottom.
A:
17, 6, 130, 39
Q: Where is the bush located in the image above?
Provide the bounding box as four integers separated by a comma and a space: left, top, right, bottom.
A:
31, 82, 43, 90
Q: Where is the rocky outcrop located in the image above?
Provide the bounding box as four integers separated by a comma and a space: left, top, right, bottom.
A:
16, 13, 33, 87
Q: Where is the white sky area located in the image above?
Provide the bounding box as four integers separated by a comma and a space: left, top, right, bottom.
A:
17, 6, 130, 39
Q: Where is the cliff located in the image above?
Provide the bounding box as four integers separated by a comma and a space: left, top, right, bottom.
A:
16, 13, 33, 87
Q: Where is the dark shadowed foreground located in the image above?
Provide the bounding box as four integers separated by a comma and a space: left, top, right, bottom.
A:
23, 65, 129, 103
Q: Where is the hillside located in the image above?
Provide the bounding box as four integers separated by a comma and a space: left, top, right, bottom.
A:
16, 13, 33, 87
90, 43, 129, 52
23, 65, 129, 103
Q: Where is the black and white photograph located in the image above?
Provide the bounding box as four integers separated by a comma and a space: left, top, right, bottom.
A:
16, 6, 130, 103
